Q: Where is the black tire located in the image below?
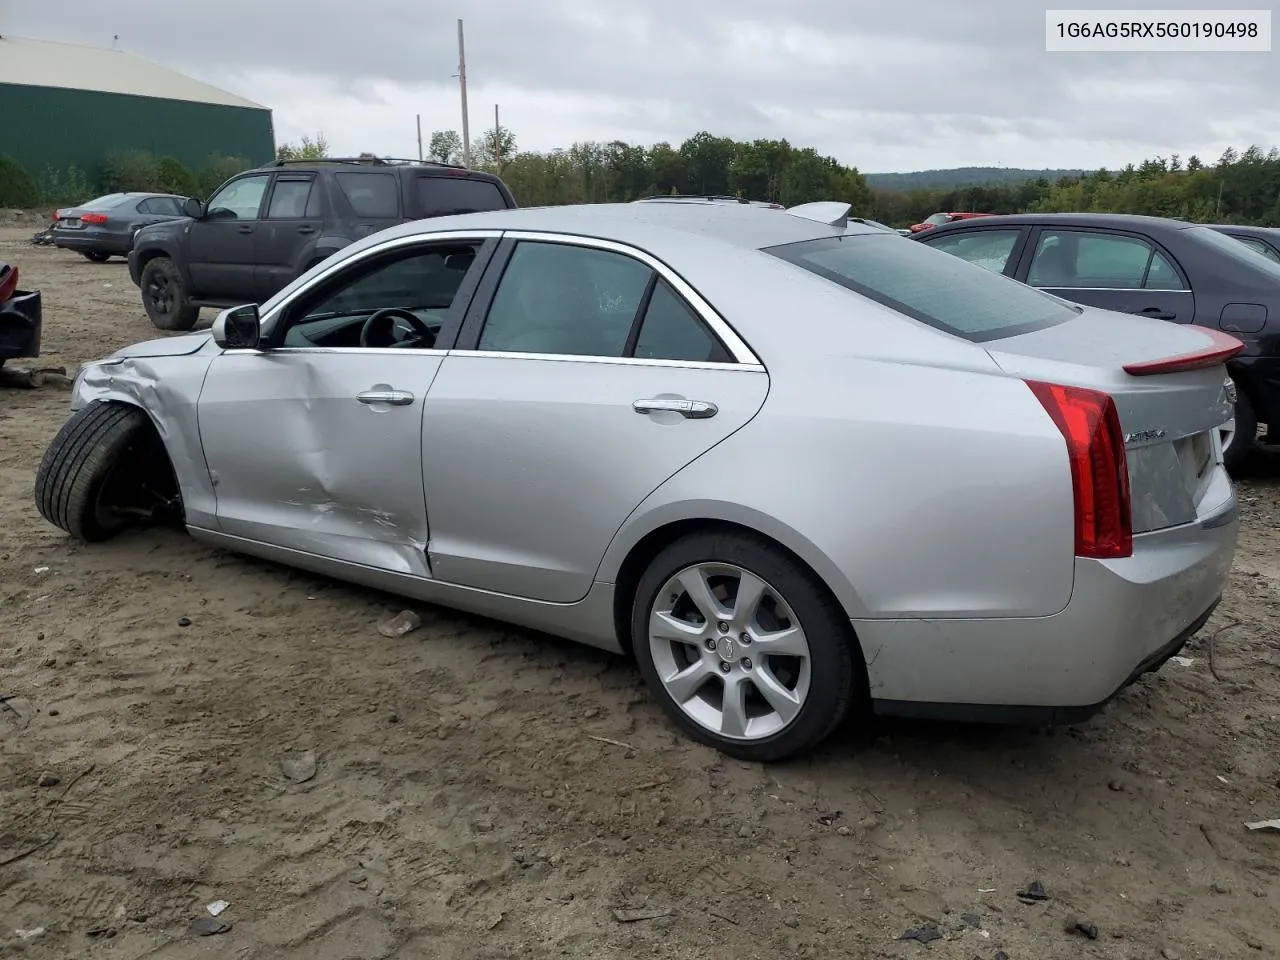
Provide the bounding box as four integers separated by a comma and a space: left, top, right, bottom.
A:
631, 530, 865, 762
140, 256, 199, 331
80, 250, 111, 263
1223, 386, 1257, 474
34, 402, 160, 543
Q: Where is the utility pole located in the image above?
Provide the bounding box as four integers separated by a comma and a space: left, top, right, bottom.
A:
494, 104, 501, 171
416, 114, 423, 161
457, 18, 471, 168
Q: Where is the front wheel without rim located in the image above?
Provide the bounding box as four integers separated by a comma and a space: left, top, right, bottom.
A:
631, 531, 864, 762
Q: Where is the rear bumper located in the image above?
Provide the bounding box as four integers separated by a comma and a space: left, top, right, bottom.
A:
858, 490, 1238, 723
53, 232, 130, 255
0, 289, 43, 361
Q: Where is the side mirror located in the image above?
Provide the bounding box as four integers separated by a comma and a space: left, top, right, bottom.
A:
182, 197, 204, 219
212, 303, 261, 350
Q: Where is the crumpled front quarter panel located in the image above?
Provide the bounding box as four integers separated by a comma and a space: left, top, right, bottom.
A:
74, 352, 218, 528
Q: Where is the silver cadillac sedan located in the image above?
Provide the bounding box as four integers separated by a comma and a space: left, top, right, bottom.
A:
34, 199, 1241, 762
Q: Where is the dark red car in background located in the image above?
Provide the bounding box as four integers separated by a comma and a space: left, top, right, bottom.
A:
909, 211, 996, 233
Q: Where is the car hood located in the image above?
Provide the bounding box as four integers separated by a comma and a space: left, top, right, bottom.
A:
109, 330, 211, 359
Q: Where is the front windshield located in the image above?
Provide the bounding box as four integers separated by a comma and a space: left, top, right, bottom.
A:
1189, 225, 1280, 281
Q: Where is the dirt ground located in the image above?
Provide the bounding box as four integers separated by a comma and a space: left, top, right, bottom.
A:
1, 221, 1278, 960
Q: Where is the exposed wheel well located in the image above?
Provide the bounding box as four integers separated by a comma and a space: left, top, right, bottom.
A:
611, 518, 859, 659
93, 401, 184, 521
135, 248, 169, 278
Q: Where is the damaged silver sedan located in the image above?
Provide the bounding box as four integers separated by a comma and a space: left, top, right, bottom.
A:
35, 200, 1239, 761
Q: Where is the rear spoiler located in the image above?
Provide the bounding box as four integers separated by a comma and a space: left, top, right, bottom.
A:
1122, 325, 1244, 376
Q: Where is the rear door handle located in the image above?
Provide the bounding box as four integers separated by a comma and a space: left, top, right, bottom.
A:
357, 389, 414, 406
1136, 307, 1177, 320
633, 398, 718, 419
298, 225, 316, 234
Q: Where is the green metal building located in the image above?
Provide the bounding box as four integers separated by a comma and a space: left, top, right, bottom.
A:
0, 35, 275, 180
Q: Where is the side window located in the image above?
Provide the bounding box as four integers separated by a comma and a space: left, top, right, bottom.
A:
633, 280, 729, 362
206, 175, 270, 221
278, 243, 482, 350
925, 229, 1021, 274
336, 172, 399, 217
1029, 230, 1155, 288
267, 178, 314, 219
1144, 250, 1185, 289
416, 176, 507, 216
477, 242, 651, 356
157, 197, 185, 215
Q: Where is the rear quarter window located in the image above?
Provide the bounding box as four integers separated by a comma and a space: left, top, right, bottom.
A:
764, 233, 1078, 342
335, 172, 400, 218
416, 176, 509, 217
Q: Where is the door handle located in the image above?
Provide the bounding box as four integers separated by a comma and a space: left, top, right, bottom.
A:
237, 225, 253, 234
357, 389, 414, 406
633, 398, 718, 419
1136, 307, 1177, 320
297, 225, 316, 234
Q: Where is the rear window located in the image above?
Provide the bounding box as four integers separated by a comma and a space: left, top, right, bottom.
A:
764, 234, 1078, 342
416, 176, 508, 217
83, 194, 135, 211
1190, 225, 1280, 281
335, 172, 399, 217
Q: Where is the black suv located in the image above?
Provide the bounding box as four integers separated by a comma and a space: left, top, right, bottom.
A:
128, 157, 518, 330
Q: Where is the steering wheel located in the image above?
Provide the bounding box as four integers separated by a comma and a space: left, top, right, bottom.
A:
358, 307, 436, 349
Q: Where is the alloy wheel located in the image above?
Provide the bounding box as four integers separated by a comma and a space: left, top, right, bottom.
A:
647, 562, 812, 741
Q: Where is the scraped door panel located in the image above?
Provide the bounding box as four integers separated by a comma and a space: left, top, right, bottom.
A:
420, 355, 769, 602
197, 352, 441, 575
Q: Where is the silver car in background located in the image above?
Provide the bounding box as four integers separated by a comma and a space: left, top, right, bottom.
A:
35, 200, 1240, 761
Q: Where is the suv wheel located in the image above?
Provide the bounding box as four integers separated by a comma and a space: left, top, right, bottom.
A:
140, 257, 199, 331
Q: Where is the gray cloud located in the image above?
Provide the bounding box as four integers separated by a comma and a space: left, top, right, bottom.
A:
6, 0, 1279, 171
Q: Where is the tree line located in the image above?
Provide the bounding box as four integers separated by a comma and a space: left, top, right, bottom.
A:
4, 126, 1280, 229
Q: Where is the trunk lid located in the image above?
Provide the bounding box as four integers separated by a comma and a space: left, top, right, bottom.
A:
984, 306, 1237, 534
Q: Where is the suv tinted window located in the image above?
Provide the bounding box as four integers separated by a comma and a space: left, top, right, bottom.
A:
478, 241, 651, 356
417, 176, 507, 217
336, 172, 399, 217
766, 234, 1075, 342
267, 178, 314, 219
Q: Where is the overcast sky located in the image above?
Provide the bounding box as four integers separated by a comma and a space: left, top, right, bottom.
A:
7, 0, 1278, 173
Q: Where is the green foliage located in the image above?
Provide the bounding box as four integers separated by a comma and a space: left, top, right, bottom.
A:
0, 154, 40, 207
196, 154, 249, 200
155, 156, 200, 198
33, 164, 92, 208
492, 130, 873, 212
429, 130, 463, 165
101, 150, 162, 192
864, 167, 1086, 191
276, 132, 330, 161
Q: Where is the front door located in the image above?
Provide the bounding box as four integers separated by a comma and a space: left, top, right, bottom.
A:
254, 174, 323, 299
1018, 226, 1194, 323
420, 236, 770, 603
187, 173, 271, 301
196, 235, 495, 573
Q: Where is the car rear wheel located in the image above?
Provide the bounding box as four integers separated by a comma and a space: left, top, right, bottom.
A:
81, 251, 111, 263
34, 401, 181, 543
632, 531, 863, 762
140, 257, 199, 331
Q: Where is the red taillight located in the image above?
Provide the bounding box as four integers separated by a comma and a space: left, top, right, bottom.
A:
0, 264, 17, 302
51, 210, 60, 221
1026, 380, 1132, 560
81, 212, 108, 224
1122, 326, 1244, 376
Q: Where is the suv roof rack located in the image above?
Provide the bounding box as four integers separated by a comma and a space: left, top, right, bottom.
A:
269, 156, 471, 170
636, 194, 757, 204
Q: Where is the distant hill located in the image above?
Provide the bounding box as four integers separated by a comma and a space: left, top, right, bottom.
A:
864, 167, 1088, 191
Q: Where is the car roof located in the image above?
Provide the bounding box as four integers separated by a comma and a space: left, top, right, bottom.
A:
357, 201, 884, 252
921, 211, 1196, 235
1203, 223, 1280, 235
